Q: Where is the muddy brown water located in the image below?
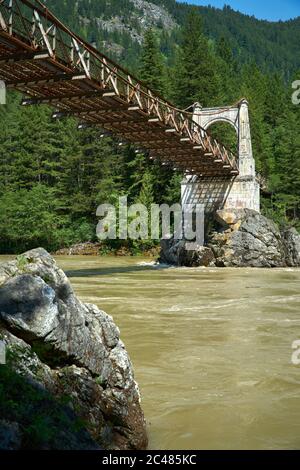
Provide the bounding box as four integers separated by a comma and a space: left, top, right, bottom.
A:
1, 255, 300, 450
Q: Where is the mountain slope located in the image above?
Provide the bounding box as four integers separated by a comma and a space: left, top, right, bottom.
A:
43, 0, 300, 76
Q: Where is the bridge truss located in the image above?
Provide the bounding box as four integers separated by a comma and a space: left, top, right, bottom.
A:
0, 0, 238, 177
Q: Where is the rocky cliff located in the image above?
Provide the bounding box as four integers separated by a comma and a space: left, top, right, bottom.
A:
160, 209, 300, 268
0, 248, 147, 450
83, 0, 177, 46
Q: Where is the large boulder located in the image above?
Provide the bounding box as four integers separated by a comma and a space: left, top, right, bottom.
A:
159, 209, 300, 268
160, 238, 215, 267
210, 209, 287, 267
0, 248, 147, 450
0, 332, 101, 450
282, 228, 300, 267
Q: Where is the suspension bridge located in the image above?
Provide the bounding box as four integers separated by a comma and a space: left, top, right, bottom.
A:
0, 0, 240, 180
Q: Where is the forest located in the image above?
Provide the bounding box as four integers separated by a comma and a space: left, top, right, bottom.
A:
0, 0, 299, 254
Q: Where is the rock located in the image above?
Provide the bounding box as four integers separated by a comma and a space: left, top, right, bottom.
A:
159, 210, 300, 268
88, 0, 177, 46
179, 246, 215, 267
215, 208, 248, 227
282, 228, 300, 267
54, 242, 101, 256
210, 210, 287, 267
214, 211, 300, 268
159, 238, 182, 265
54, 241, 160, 258
0, 249, 147, 450
160, 238, 215, 267
0, 333, 101, 450
0, 421, 22, 450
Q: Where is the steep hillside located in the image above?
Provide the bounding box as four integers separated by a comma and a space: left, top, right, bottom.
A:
43, 0, 179, 68
43, 0, 300, 76
0, 1, 299, 254
152, 1, 300, 75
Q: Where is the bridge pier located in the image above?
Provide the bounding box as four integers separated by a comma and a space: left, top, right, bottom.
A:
181, 99, 260, 213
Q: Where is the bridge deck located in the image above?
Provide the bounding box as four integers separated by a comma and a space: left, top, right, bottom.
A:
0, 0, 238, 177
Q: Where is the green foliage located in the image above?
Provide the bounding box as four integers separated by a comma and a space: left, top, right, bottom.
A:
171, 10, 221, 108
139, 29, 168, 96
0, 0, 299, 256
16, 254, 28, 272
0, 184, 68, 253
45, 0, 300, 76
95, 375, 107, 387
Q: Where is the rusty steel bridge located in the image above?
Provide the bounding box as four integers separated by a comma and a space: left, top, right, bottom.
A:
0, 0, 239, 178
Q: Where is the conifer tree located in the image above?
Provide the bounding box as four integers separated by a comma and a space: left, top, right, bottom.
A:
139, 29, 168, 96
171, 9, 221, 108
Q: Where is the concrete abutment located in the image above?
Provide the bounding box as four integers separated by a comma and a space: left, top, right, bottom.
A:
181, 99, 260, 214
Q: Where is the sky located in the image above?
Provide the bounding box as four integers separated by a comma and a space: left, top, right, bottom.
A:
185, 0, 300, 21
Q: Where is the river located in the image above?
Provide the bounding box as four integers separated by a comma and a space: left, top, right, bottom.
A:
2, 255, 300, 449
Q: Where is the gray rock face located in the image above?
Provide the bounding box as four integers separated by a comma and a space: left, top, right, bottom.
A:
160, 239, 215, 267
159, 210, 300, 268
282, 228, 300, 266
210, 210, 287, 268
88, 0, 177, 46
0, 249, 147, 450
0, 420, 22, 450
0, 332, 102, 450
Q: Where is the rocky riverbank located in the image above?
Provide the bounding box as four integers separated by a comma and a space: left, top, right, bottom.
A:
54, 242, 102, 256
160, 209, 300, 268
54, 241, 160, 258
0, 248, 147, 450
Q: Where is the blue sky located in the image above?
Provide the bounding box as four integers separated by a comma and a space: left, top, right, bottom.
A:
184, 0, 300, 21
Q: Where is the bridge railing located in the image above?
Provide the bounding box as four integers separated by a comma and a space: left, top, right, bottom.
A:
0, 0, 238, 171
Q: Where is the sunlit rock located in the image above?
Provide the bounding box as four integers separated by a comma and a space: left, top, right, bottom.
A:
0, 248, 147, 450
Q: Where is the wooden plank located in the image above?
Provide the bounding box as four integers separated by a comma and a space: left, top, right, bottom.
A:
0, 0, 239, 178
0, 51, 50, 64
21, 89, 116, 105
6, 73, 87, 87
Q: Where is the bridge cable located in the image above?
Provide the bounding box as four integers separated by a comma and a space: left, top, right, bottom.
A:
33, 0, 242, 118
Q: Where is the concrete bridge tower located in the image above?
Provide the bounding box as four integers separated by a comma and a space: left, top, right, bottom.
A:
181, 99, 260, 213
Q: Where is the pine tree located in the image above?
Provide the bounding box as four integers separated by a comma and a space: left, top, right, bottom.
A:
1, 3, 300, 254
138, 170, 154, 209
171, 9, 221, 108
139, 29, 168, 96
272, 104, 300, 225
239, 63, 272, 177
215, 37, 239, 104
